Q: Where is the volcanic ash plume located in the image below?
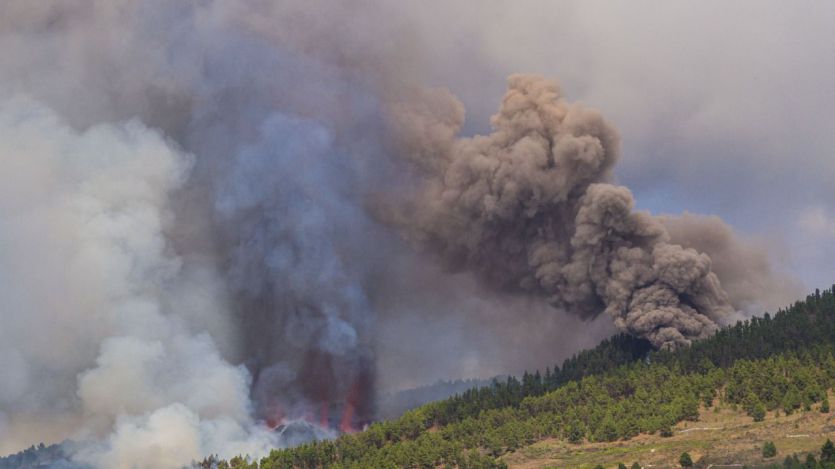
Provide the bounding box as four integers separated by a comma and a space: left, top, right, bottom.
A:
385, 74, 739, 349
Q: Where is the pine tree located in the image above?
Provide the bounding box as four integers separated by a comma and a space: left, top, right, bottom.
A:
783, 386, 802, 414
821, 439, 835, 462
679, 452, 693, 467
751, 401, 767, 422
566, 420, 584, 444
763, 441, 777, 458
596, 415, 619, 442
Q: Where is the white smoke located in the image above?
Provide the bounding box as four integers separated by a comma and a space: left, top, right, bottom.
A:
0, 0, 395, 463
0, 97, 276, 464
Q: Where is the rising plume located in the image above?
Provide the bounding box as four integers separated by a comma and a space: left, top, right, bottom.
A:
385, 74, 792, 348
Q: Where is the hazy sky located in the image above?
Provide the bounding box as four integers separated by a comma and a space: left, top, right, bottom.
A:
0, 4, 835, 468
1, 3, 834, 460
402, 1, 835, 293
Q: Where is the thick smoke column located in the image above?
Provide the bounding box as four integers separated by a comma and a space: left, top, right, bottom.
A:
0, 0, 396, 464
386, 75, 739, 348
209, 113, 377, 429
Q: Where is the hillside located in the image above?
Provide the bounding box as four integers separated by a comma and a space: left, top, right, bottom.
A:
237, 286, 835, 468
377, 378, 501, 421
504, 392, 835, 468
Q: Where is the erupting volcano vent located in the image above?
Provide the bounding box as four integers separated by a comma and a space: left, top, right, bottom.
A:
257, 349, 374, 432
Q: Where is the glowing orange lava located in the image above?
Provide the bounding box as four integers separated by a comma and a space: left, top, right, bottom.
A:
339, 381, 360, 433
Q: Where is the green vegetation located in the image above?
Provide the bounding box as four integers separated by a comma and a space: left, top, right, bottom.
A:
679, 451, 693, 467
763, 441, 778, 458
780, 445, 835, 469
0, 443, 67, 469
823, 439, 835, 463
209, 286, 835, 468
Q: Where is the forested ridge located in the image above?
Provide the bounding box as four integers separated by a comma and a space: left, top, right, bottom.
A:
378, 378, 500, 421
202, 286, 835, 468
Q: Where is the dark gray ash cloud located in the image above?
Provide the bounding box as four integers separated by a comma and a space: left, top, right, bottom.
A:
384, 74, 794, 348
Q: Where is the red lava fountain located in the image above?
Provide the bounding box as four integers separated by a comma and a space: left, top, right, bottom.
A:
339, 381, 360, 433
257, 348, 374, 436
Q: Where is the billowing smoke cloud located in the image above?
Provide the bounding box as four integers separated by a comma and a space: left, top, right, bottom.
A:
384, 74, 792, 348
0, 97, 276, 464
0, 0, 800, 466
0, 0, 396, 463
661, 213, 802, 314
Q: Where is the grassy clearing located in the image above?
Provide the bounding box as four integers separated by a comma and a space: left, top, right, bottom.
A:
503, 393, 835, 468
